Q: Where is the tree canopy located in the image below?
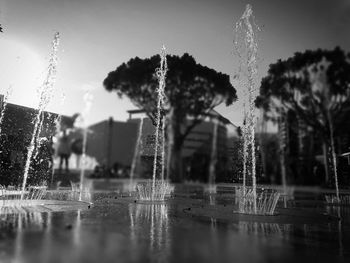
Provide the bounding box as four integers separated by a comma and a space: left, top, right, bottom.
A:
104, 53, 236, 116
256, 47, 350, 137
256, 47, 350, 187
103, 53, 236, 141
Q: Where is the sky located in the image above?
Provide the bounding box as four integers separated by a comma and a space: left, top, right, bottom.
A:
0, 0, 349, 126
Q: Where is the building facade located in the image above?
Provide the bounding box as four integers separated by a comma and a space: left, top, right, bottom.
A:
0, 98, 63, 186
86, 110, 236, 182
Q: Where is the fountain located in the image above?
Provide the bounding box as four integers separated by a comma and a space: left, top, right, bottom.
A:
180, 4, 340, 223
0, 86, 12, 135
20, 32, 60, 200
326, 109, 341, 203
0, 33, 91, 212
78, 89, 94, 201
1, 184, 47, 207
160, 112, 166, 180
236, 186, 280, 215
233, 4, 279, 215
136, 45, 173, 202
151, 46, 167, 190
0, 183, 90, 213
325, 195, 350, 205
136, 180, 173, 202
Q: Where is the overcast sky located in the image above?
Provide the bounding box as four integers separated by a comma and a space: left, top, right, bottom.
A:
0, 0, 349, 125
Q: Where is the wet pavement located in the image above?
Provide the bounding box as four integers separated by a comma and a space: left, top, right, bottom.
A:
0, 188, 349, 263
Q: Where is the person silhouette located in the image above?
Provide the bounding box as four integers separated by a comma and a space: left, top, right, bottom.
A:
71, 137, 83, 169
57, 130, 71, 173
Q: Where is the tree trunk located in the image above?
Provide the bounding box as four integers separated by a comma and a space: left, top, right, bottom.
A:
322, 142, 330, 184
167, 108, 185, 183
166, 108, 174, 181
308, 133, 315, 183
170, 142, 183, 183
280, 149, 287, 208
259, 135, 267, 179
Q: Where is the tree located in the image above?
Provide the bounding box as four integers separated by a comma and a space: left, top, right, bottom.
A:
256, 47, 350, 192
103, 53, 236, 182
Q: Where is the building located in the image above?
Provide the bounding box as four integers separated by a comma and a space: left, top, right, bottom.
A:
86, 118, 139, 170
0, 95, 72, 186
86, 109, 238, 182
0, 93, 240, 183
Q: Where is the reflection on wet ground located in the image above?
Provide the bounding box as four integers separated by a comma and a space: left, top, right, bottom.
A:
0, 187, 349, 263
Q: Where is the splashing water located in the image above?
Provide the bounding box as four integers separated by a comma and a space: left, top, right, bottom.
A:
32, 114, 45, 161
1, 185, 47, 208
326, 109, 340, 202
0, 87, 12, 162
79, 90, 94, 201
151, 45, 168, 200
236, 186, 280, 215
129, 118, 144, 190
49, 91, 66, 187
137, 46, 173, 201
136, 180, 173, 201
160, 113, 166, 181
21, 32, 60, 200
325, 194, 350, 205
234, 4, 259, 213
0, 86, 12, 136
